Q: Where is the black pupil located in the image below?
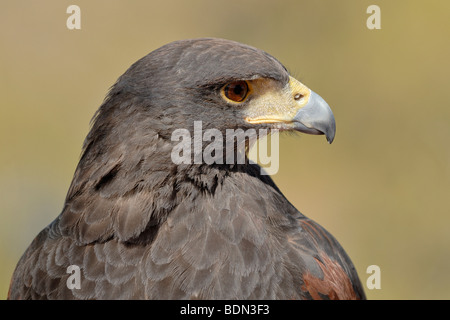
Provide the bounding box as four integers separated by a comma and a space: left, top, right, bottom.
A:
233, 85, 243, 96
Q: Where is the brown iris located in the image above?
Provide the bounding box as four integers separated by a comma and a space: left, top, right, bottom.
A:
223, 81, 249, 102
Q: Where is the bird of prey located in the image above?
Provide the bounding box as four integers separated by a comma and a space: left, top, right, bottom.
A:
8, 38, 365, 300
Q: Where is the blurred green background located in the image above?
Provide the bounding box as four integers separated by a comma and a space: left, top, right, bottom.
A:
1, 0, 449, 300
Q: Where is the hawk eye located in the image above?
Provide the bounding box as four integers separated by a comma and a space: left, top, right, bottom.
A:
223, 81, 249, 102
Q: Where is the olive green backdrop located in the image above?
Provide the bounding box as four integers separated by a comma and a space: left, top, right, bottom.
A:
1, 0, 449, 299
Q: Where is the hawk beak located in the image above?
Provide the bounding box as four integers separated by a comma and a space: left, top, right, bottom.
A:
242, 76, 336, 144
293, 90, 336, 144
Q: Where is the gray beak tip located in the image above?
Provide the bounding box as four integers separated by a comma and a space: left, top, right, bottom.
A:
325, 119, 336, 144
327, 134, 335, 144
293, 90, 336, 144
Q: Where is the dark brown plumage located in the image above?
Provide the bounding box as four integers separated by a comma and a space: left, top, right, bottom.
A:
8, 38, 365, 300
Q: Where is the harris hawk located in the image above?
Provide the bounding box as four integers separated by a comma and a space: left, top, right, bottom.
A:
8, 38, 365, 300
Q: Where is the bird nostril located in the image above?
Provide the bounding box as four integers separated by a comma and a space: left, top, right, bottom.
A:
294, 93, 303, 100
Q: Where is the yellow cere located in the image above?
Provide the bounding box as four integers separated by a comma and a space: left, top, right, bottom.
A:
288, 76, 311, 107
243, 76, 311, 125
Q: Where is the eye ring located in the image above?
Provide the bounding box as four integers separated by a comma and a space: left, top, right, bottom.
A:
223, 81, 249, 103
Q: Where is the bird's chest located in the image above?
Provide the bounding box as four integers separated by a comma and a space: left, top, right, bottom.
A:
143, 203, 302, 299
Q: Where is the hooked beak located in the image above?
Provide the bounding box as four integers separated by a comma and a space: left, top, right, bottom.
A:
243, 76, 336, 144
293, 90, 336, 144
